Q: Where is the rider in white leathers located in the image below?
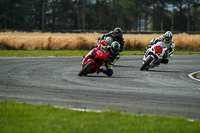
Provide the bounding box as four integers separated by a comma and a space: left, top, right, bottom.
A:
149, 31, 175, 64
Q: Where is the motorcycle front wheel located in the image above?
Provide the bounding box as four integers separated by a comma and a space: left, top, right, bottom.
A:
140, 56, 154, 71
79, 60, 94, 76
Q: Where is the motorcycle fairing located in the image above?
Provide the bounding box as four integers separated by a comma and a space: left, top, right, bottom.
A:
153, 45, 163, 54
142, 42, 167, 69
80, 44, 109, 74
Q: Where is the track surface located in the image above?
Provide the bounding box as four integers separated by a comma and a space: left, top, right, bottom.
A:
0, 55, 200, 119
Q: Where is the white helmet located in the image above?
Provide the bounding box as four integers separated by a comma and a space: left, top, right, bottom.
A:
164, 31, 173, 42
104, 36, 113, 45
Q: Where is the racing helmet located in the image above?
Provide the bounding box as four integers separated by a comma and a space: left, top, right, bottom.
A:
164, 31, 173, 42
104, 36, 113, 45
110, 41, 120, 54
114, 27, 122, 37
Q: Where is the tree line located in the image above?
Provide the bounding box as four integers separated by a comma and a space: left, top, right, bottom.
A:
0, 0, 200, 32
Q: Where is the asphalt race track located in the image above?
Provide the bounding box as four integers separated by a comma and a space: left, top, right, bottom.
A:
0, 55, 200, 119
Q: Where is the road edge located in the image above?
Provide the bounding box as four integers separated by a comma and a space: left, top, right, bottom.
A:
188, 71, 200, 82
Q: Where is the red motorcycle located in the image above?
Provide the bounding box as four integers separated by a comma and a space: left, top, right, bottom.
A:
78, 44, 109, 76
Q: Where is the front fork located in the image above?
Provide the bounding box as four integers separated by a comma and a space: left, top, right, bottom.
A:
143, 54, 158, 67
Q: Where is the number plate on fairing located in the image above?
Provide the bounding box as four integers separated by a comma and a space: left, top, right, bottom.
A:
97, 50, 103, 56
154, 46, 163, 54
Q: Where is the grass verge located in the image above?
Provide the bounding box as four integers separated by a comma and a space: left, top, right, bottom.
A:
196, 73, 200, 79
0, 50, 89, 57
0, 101, 199, 133
0, 50, 200, 57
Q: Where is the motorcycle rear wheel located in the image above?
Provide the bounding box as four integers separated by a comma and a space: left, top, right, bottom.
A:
79, 60, 94, 76
140, 56, 154, 71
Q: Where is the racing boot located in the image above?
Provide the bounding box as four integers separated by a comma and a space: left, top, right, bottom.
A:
97, 68, 113, 77
97, 68, 104, 74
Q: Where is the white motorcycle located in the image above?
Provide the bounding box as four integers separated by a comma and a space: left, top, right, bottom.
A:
140, 42, 168, 71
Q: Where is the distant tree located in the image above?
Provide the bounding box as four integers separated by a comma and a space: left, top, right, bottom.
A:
0, 0, 200, 32
81, 0, 86, 31
191, 0, 200, 31
75, 0, 81, 30
96, 0, 100, 30
41, 0, 46, 31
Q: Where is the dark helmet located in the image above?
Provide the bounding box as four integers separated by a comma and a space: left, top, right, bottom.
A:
164, 31, 173, 42
114, 27, 122, 37
110, 41, 120, 54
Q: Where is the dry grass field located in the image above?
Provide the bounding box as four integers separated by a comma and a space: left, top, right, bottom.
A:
0, 32, 199, 51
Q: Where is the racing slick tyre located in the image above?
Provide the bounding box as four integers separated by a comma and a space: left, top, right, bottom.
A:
140, 56, 154, 71
79, 60, 94, 76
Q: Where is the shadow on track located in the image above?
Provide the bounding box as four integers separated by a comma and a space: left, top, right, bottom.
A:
83, 75, 108, 78
146, 70, 182, 73
81, 75, 135, 79
113, 65, 138, 68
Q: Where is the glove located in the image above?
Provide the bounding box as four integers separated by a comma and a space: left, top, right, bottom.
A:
146, 45, 151, 50
149, 39, 155, 45
98, 35, 104, 41
90, 45, 98, 50
90, 45, 94, 50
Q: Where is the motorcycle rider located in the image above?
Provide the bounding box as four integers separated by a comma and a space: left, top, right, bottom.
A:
148, 31, 175, 64
96, 27, 125, 65
98, 27, 125, 52
97, 41, 120, 77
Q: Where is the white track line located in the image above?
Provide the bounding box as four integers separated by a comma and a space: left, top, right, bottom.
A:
70, 108, 102, 113
188, 71, 200, 82
54, 106, 197, 122
54, 106, 102, 113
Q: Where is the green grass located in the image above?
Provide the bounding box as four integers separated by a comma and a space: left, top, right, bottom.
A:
0, 50, 89, 57
173, 51, 200, 55
0, 101, 199, 133
0, 50, 200, 57
196, 73, 200, 79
